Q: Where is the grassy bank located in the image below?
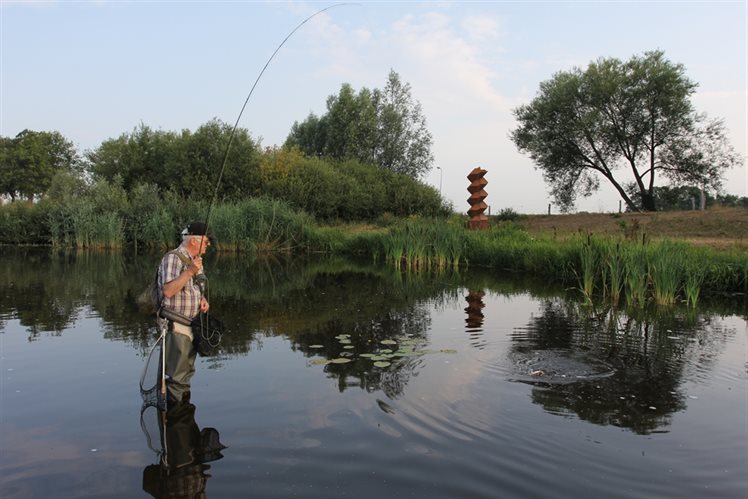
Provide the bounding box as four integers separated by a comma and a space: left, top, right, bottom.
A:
2, 198, 746, 306
330, 215, 748, 307
515, 207, 748, 250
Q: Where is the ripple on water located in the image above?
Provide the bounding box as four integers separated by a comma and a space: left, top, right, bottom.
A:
481, 348, 617, 385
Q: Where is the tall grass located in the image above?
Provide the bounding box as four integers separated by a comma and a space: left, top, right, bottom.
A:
606, 242, 626, 307
648, 240, 683, 306
209, 197, 315, 253
683, 257, 706, 307
578, 235, 598, 302
2, 196, 747, 307
379, 218, 466, 270
345, 220, 745, 307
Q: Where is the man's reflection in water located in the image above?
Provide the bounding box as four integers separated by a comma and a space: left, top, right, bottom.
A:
142, 394, 227, 499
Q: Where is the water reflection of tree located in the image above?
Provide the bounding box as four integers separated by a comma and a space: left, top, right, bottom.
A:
513, 299, 735, 434
286, 271, 435, 399
2, 248, 742, 408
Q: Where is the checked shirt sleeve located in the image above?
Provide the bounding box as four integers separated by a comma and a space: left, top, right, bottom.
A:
158, 251, 202, 319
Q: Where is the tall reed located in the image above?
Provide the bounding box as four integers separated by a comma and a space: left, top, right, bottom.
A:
682, 258, 706, 307
624, 245, 649, 307
578, 235, 598, 301
606, 241, 626, 307
648, 240, 683, 306
380, 219, 465, 271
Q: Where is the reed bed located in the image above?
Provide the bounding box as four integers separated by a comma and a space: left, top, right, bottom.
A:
2, 197, 746, 308
379, 219, 466, 271
341, 220, 747, 308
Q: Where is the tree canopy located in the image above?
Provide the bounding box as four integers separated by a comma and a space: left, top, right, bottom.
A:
0, 129, 80, 202
87, 119, 261, 201
285, 70, 434, 178
511, 50, 739, 212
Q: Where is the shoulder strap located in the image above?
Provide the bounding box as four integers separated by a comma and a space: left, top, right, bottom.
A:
167, 249, 192, 268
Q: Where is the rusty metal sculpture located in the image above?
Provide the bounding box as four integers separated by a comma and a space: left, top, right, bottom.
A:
467, 167, 488, 230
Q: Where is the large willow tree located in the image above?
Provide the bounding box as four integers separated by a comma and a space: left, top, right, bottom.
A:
511, 50, 738, 212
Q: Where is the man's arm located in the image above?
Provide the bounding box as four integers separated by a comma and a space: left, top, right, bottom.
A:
162, 256, 202, 298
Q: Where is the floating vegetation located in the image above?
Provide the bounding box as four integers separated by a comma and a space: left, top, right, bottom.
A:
307, 330, 458, 372
329, 358, 352, 364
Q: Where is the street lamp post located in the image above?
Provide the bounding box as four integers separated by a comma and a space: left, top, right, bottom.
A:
436, 166, 443, 196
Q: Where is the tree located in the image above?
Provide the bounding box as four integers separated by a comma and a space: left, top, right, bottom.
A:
511, 51, 739, 212
88, 119, 261, 200
167, 119, 261, 201
0, 130, 80, 203
286, 70, 434, 178
87, 123, 178, 193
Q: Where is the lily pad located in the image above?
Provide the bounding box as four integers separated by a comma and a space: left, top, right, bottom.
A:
373, 361, 391, 368
359, 353, 376, 358
343, 345, 355, 349
309, 345, 324, 349
310, 358, 330, 365
380, 349, 393, 354
380, 340, 397, 345
330, 358, 352, 364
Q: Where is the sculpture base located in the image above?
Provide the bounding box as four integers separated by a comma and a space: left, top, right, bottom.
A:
467, 219, 489, 230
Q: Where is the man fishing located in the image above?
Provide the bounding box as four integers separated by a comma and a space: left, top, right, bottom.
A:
158, 221, 212, 405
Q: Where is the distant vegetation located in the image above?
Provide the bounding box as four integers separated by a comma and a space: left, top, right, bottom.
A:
2, 63, 746, 309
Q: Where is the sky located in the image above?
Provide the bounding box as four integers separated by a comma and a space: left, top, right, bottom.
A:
2, 1, 746, 214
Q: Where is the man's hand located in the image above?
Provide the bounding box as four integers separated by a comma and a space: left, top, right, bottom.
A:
200, 297, 210, 313
188, 257, 203, 276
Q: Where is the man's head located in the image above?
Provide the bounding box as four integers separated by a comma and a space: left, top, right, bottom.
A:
181, 222, 213, 256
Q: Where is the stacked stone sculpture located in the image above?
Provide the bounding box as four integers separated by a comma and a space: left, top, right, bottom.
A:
467, 167, 488, 230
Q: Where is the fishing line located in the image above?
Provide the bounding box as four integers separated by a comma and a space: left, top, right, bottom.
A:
188, 3, 353, 358
202, 2, 353, 236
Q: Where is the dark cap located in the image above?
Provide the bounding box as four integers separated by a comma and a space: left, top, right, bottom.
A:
182, 221, 214, 242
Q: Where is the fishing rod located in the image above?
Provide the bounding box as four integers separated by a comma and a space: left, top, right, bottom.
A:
201, 2, 353, 239
143, 3, 353, 429
184, 3, 353, 377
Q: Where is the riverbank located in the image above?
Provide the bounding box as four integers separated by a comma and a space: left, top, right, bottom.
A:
515, 207, 748, 250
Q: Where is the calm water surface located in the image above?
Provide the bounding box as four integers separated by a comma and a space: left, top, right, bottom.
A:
1, 249, 746, 498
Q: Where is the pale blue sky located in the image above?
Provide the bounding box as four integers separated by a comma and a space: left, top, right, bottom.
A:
2, 1, 746, 213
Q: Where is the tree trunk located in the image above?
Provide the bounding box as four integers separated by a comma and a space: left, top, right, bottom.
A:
640, 191, 657, 211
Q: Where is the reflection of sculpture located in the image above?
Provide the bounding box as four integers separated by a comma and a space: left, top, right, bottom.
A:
467, 167, 488, 230
464, 289, 487, 349
464, 290, 485, 330
142, 397, 227, 499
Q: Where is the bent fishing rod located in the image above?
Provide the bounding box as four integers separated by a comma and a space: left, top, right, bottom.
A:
147, 3, 353, 410
200, 2, 353, 245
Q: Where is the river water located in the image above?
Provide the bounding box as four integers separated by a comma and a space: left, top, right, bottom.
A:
1, 249, 746, 498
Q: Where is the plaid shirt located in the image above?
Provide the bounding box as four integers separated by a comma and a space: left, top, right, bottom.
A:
158, 247, 203, 319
